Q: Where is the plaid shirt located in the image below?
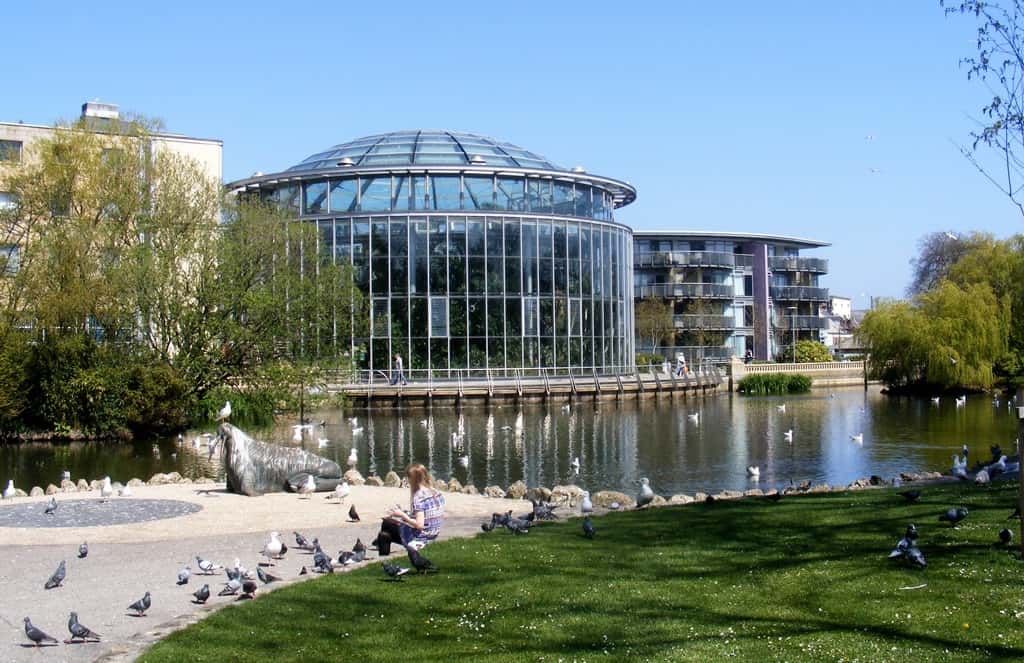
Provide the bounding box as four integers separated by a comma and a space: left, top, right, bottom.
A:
412, 488, 445, 539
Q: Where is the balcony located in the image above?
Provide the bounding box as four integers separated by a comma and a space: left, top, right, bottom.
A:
775, 315, 829, 330
634, 283, 735, 299
770, 285, 829, 302
769, 256, 829, 273
634, 251, 742, 269
674, 314, 736, 330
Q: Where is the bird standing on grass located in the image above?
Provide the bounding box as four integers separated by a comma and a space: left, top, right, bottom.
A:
939, 507, 969, 527
999, 528, 1014, 545
582, 517, 595, 539
406, 545, 438, 573
383, 562, 410, 581
899, 489, 921, 503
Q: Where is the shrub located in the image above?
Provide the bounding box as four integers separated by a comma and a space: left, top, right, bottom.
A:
778, 340, 833, 363
737, 373, 812, 395
635, 353, 664, 367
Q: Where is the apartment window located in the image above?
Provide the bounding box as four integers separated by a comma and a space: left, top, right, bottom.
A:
0, 245, 19, 274
429, 297, 448, 337
0, 140, 22, 163
0, 191, 17, 210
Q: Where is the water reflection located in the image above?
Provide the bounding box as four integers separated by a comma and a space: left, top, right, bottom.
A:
1, 388, 1019, 495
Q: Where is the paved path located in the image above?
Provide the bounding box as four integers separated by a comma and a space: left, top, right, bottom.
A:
0, 483, 503, 662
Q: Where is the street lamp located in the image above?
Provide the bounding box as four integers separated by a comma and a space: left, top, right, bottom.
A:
786, 306, 797, 363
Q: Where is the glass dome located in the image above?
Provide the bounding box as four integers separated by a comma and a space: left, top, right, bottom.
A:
286, 130, 566, 173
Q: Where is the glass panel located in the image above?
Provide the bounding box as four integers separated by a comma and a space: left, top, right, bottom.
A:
329, 179, 357, 213
430, 175, 460, 210
554, 259, 567, 296
304, 181, 328, 214
412, 176, 427, 210
469, 337, 487, 369
390, 220, 408, 255
450, 338, 467, 369
372, 299, 389, 337
488, 337, 505, 369
429, 218, 446, 256
504, 218, 520, 256
553, 181, 573, 215
504, 258, 521, 294
553, 221, 567, 259
506, 298, 522, 336
522, 221, 537, 295
527, 179, 552, 213
468, 298, 486, 337
468, 257, 486, 293
449, 298, 467, 336
410, 297, 428, 336
429, 257, 448, 295
392, 176, 411, 211
410, 221, 428, 294
487, 254, 503, 294
467, 220, 485, 256
538, 221, 553, 259
464, 176, 494, 210
319, 220, 333, 261
539, 259, 553, 294
352, 219, 370, 261
449, 256, 466, 294
411, 336, 428, 370
592, 187, 607, 220
487, 298, 504, 338
523, 298, 539, 336
390, 257, 408, 294
574, 184, 592, 218
276, 185, 300, 212
429, 297, 448, 337
371, 220, 389, 257
0, 140, 22, 162
371, 257, 389, 295
496, 177, 525, 211
359, 176, 391, 211
448, 218, 466, 257
486, 220, 503, 257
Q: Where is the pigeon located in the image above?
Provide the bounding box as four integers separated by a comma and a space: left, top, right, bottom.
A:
232, 558, 251, 580
128, 591, 151, 616
177, 565, 190, 586
999, 528, 1014, 545
257, 566, 280, 584
531, 499, 557, 520
349, 505, 361, 522
580, 490, 594, 514
899, 489, 922, 503
506, 517, 531, 535
44, 560, 66, 589
481, 521, 494, 532
299, 566, 309, 575
338, 550, 356, 566
382, 562, 410, 581
192, 584, 210, 603
240, 579, 258, 599
317, 438, 329, 448
582, 517, 595, 539
294, 531, 313, 550
492, 511, 512, 528
44, 496, 58, 515
353, 538, 366, 554
313, 546, 334, 574
939, 507, 969, 526
261, 531, 285, 560
67, 612, 101, 642
962, 444, 969, 464
298, 474, 316, 499
352, 548, 366, 563
406, 545, 438, 573
888, 525, 926, 568
23, 617, 57, 647
1008, 506, 1021, 520
352, 427, 364, 435
636, 477, 655, 509
195, 556, 222, 575
975, 469, 991, 486
219, 577, 242, 596
217, 400, 232, 421
100, 477, 113, 500
78, 542, 88, 559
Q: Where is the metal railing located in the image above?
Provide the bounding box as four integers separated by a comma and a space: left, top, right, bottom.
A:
673, 314, 736, 330
343, 365, 643, 385
742, 360, 865, 374
774, 315, 828, 330
638, 345, 735, 364
768, 256, 829, 273
769, 285, 829, 301
634, 251, 750, 269
634, 283, 734, 299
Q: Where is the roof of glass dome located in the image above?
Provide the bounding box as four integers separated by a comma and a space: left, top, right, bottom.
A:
286, 130, 566, 173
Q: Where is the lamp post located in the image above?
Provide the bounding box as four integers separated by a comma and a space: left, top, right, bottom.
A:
786, 306, 797, 363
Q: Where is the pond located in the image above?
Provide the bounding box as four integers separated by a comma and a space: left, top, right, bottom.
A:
2, 386, 1019, 496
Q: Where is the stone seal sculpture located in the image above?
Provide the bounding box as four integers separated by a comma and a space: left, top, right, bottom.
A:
219, 424, 342, 496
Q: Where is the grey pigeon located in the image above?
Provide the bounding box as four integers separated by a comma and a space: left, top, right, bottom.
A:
293, 531, 313, 550
177, 565, 190, 585
192, 584, 210, 603
904, 546, 927, 568
219, 577, 242, 596
898, 489, 921, 503
195, 556, 221, 575
492, 511, 512, 528
338, 550, 355, 566
888, 528, 926, 569
999, 528, 1013, 545
506, 517, 531, 535
636, 477, 655, 509
67, 612, 101, 642
225, 566, 241, 582
406, 545, 438, 573
353, 538, 366, 554
44, 560, 66, 589
298, 566, 309, 575
239, 579, 258, 599
23, 617, 57, 647
939, 507, 969, 526
78, 542, 88, 559
257, 566, 280, 584
582, 517, 595, 539
382, 561, 410, 581
313, 546, 333, 574
481, 521, 495, 532
348, 505, 360, 522
353, 548, 366, 563
127, 591, 151, 616
44, 497, 58, 515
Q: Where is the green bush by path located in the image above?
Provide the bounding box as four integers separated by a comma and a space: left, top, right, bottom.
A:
142, 482, 1024, 662
737, 373, 812, 394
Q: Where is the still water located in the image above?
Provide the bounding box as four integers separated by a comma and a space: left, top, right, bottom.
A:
1, 387, 1019, 495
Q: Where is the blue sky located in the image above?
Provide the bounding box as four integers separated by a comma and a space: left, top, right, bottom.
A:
2, 1, 1020, 303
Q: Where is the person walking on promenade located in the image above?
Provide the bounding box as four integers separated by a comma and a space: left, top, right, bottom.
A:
391, 353, 407, 386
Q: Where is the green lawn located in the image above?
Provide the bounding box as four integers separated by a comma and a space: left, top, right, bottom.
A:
142, 482, 1024, 662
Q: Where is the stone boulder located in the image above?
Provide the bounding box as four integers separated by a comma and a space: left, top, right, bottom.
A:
743, 488, 764, 497
693, 492, 709, 502
166, 472, 184, 483
365, 475, 384, 487
193, 476, 216, 484
384, 471, 402, 488
525, 486, 552, 502
650, 495, 668, 507
14, 489, 26, 497
716, 490, 744, 500
591, 490, 634, 509
29, 486, 44, 497
462, 484, 479, 495
45, 484, 59, 495
89, 479, 101, 490
148, 473, 171, 485
550, 484, 583, 505
76, 479, 90, 491
807, 483, 832, 494
127, 478, 144, 487
484, 485, 506, 499
344, 469, 366, 486
434, 479, 448, 492
60, 479, 76, 493
446, 478, 463, 493
669, 494, 694, 504
848, 478, 871, 489
505, 480, 527, 499
219, 424, 344, 496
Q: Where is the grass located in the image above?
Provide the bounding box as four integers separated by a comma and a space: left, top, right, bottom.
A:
737, 373, 812, 395
142, 482, 1024, 662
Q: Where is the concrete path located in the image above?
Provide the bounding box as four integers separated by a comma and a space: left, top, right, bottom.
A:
0, 483, 503, 662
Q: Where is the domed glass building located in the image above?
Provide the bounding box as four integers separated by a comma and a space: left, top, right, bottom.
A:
227, 130, 637, 377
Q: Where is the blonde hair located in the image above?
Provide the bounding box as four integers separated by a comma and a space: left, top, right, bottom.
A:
406, 463, 434, 494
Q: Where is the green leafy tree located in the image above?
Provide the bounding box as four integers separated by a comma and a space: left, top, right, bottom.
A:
780, 340, 833, 363
634, 299, 674, 351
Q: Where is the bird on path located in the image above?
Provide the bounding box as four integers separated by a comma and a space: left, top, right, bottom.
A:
217, 400, 232, 421
313, 547, 334, 574
44, 496, 58, 515
582, 517, 595, 539
783, 429, 793, 442
939, 507, 969, 526
349, 505, 361, 522
100, 477, 113, 500
899, 489, 922, 503
176, 565, 190, 586
580, 490, 594, 514
257, 566, 281, 584
78, 542, 88, 559
192, 584, 210, 604
239, 579, 258, 599
329, 481, 351, 502
999, 528, 1014, 545
261, 531, 286, 560
195, 556, 222, 575
128, 592, 151, 616
382, 562, 410, 581
23, 617, 58, 647
850, 433, 863, 444
44, 560, 66, 589
338, 550, 356, 566
219, 577, 242, 596
349, 416, 359, 427
119, 484, 132, 497
67, 612, 101, 642
298, 474, 316, 499
299, 566, 309, 575
293, 532, 314, 550
354, 538, 366, 554
3, 479, 15, 500
406, 545, 438, 573
348, 448, 359, 468
636, 477, 655, 509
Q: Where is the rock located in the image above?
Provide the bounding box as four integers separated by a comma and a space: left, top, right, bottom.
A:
29, 486, 44, 497
869, 475, 884, 486
591, 490, 635, 509
434, 479, 448, 492
807, 483, 831, 494
14, 489, 26, 497
193, 476, 215, 484
900, 472, 920, 483
148, 473, 170, 485
60, 479, 76, 493
525, 486, 552, 502
89, 480, 101, 490
343, 469, 365, 486
551, 484, 583, 505
921, 471, 944, 480
713, 490, 744, 501
177, 477, 193, 485
446, 478, 463, 493
462, 484, 479, 495
693, 492, 708, 502
384, 471, 402, 487
744, 488, 764, 497
218, 424, 344, 496
650, 495, 668, 507
364, 475, 384, 487
76, 479, 90, 491
669, 493, 693, 504
165, 472, 183, 483
127, 478, 144, 487
505, 480, 527, 499
484, 485, 506, 499
848, 478, 871, 489
45, 484, 59, 495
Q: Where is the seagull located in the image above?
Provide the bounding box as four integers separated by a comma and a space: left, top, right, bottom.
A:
850, 433, 863, 444
420, 419, 429, 428
582, 517, 595, 539
217, 400, 232, 421
783, 429, 793, 442
458, 455, 469, 468
939, 507, 969, 526
3, 479, 14, 500
195, 556, 222, 575
67, 611, 101, 642
999, 528, 1014, 545
176, 565, 190, 585
570, 457, 580, 473
352, 426, 364, 435
44, 496, 58, 515
44, 560, 66, 589
776, 404, 786, 413
930, 396, 940, 405
687, 412, 700, 424
78, 542, 88, 559
261, 531, 285, 560
347, 448, 358, 468
975, 468, 991, 486
747, 466, 760, 479
955, 395, 966, 408
298, 474, 316, 499
192, 584, 210, 604
348, 505, 361, 522
127, 591, 151, 616
988, 455, 1008, 476
99, 477, 113, 500
317, 438, 329, 448
23, 617, 58, 647
330, 481, 351, 502
119, 484, 132, 497
561, 403, 571, 413
636, 477, 655, 509
348, 416, 359, 427
580, 490, 593, 514
382, 561, 410, 581
951, 454, 969, 480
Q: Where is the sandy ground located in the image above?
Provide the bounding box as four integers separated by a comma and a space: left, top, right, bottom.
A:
0, 483, 506, 662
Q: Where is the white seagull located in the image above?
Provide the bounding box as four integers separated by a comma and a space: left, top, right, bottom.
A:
570, 457, 581, 473
100, 476, 113, 500
2, 479, 15, 500
317, 438, 329, 448
955, 395, 966, 408
850, 433, 864, 444
347, 448, 358, 468
580, 490, 594, 514
217, 400, 232, 421
776, 404, 786, 413
458, 455, 469, 468
299, 474, 316, 499
687, 412, 700, 424
119, 484, 132, 497
931, 397, 940, 405
747, 466, 760, 479
783, 429, 794, 442
333, 481, 351, 502
262, 531, 285, 560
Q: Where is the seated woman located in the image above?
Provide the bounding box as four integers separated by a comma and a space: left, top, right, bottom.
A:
384, 463, 445, 550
